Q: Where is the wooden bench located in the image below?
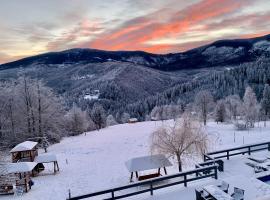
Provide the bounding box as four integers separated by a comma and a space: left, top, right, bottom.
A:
138, 173, 161, 181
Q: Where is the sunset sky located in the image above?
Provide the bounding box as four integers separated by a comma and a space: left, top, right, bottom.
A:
0, 0, 270, 64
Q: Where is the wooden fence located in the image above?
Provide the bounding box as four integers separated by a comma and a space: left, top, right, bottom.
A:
67, 165, 218, 200
204, 141, 270, 161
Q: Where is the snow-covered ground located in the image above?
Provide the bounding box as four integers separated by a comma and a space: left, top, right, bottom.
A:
3, 120, 270, 200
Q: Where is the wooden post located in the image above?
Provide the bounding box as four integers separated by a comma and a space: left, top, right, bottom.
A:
135, 171, 139, 179
184, 175, 187, 187
56, 161, 60, 171
214, 167, 218, 179
68, 189, 71, 199
158, 168, 160, 175
54, 162, 56, 173
248, 147, 251, 155
164, 167, 167, 175
226, 151, 229, 160
150, 181, 153, 195
111, 190, 115, 199
25, 177, 28, 193
130, 172, 133, 182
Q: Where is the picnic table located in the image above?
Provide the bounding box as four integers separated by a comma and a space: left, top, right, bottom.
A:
203, 185, 233, 200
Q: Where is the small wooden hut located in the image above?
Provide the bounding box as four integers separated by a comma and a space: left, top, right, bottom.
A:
128, 118, 138, 123
10, 141, 38, 163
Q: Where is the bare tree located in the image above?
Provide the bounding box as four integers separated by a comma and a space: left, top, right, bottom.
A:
150, 113, 208, 172
225, 95, 243, 121
194, 90, 214, 125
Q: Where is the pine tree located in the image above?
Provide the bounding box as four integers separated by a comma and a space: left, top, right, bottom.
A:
215, 100, 226, 123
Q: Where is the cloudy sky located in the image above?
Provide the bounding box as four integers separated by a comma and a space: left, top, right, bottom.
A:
0, 0, 270, 63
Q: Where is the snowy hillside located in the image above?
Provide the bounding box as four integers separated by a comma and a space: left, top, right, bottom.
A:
4, 120, 270, 200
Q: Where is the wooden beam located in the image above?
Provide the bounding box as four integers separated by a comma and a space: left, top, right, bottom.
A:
135, 171, 139, 179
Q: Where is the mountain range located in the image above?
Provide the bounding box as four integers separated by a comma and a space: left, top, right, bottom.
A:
0, 34, 270, 112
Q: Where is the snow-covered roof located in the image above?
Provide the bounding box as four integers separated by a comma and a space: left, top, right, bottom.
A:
128, 118, 138, 122
10, 141, 38, 153
7, 162, 37, 173
34, 153, 57, 163
125, 154, 172, 172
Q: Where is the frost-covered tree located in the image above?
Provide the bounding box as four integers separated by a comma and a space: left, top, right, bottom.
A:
150, 113, 208, 172
66, 104, 90, 136
194, 90, 214, 125
90, 103, 106, 130
150, 106, 162, 120
243, 86, 259, 127
0, 78, 66, 147
121, 112, 130, 123
106, 115, 118, 127
215, 100, 227, 123
225, 95, 243, 121
261, 84, 270, 126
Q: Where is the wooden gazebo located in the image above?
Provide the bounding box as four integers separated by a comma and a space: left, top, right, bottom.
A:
125, 154, 172, 182
34, 153, 59, 174
10, 141, 38, 163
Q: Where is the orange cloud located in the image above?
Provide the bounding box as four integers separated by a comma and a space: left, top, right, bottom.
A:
87, 0, 253, 53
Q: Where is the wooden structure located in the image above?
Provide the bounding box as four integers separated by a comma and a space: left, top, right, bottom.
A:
128, 118, 138, 123
0, 175, 16, 195
125, 154, 172, 182
34, 153, 59, 174
10, 141, 38, 163
1, 162, 38, 194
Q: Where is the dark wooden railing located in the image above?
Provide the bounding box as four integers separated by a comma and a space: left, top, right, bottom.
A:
67, 165, 218, 200
204, 141, 270, 161
67, 141, 270, 200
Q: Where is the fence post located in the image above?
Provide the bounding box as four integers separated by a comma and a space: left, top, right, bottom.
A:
248, 147, 251, 155
226, 151, 229, 160
184, 175, 187, 187
68, 189, 71, 199
203, 154, 206, 162
111, 190, 115, 199
214, 167, 218, 179
150, 181, 153, 195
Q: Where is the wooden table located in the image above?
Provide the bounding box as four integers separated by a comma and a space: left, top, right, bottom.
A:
203, 185, 233, 200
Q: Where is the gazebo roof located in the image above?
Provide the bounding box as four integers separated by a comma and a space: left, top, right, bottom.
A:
34, 153, 57, 163
7, 162, 37, 173
125, 154, 172, 172
10, 141, 38, 153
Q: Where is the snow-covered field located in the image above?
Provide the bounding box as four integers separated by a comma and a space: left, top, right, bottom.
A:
3, 120, 270, 200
